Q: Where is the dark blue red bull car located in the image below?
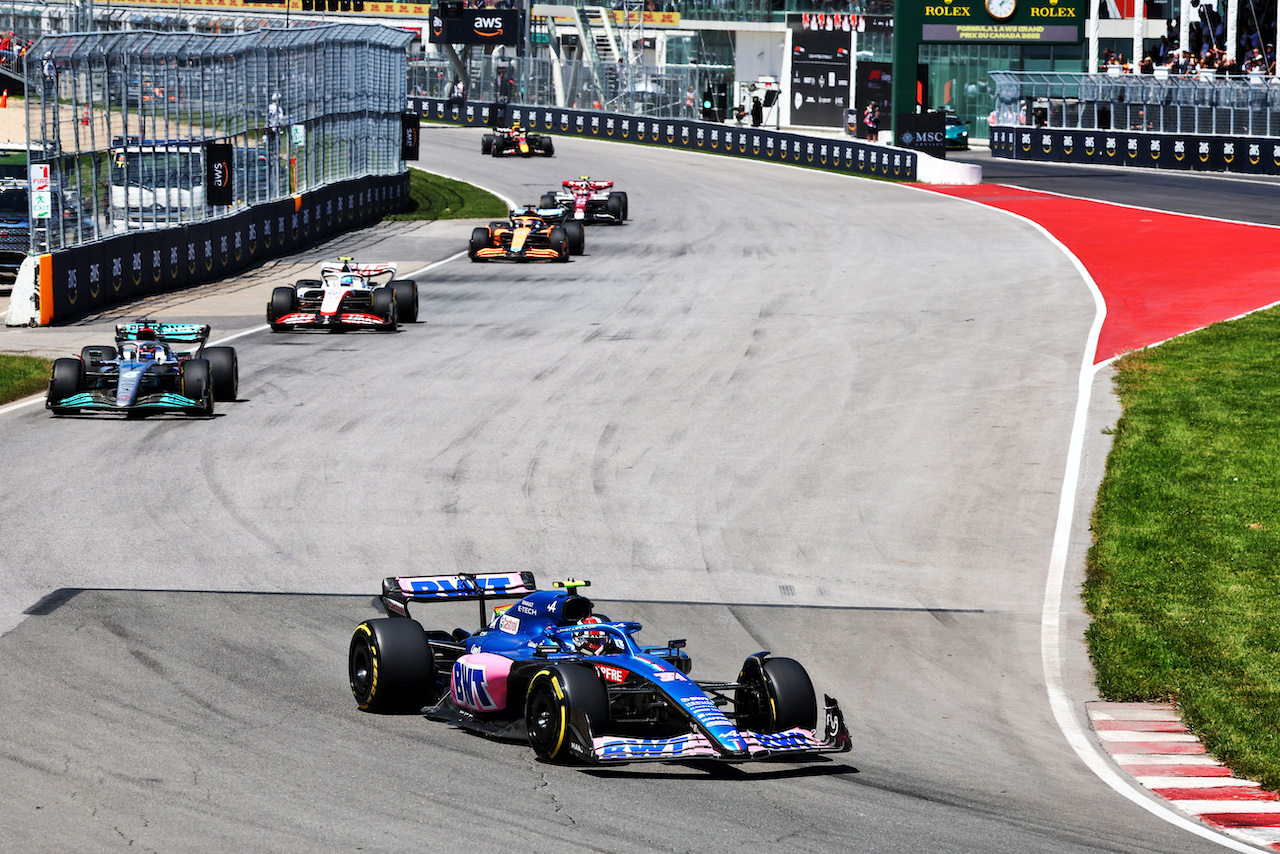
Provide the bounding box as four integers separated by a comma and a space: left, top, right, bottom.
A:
348, 573, 852, 764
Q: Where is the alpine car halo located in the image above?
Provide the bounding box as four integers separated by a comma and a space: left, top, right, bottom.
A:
46, 320, 237, 417
348, 574, 852, 764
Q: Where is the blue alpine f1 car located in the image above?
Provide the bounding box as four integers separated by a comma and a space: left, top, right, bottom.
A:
348, 573, 852, 764
46, 320, 238, 416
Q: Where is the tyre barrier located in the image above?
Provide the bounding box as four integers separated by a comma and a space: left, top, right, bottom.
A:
413, 98, 918, 183
991, 126, 1280, 175
32, 172, 410, 326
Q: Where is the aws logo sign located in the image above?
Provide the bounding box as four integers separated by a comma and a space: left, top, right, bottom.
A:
471, 15, 504, 37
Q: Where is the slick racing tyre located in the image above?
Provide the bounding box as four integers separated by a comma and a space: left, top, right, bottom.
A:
47, 357, 84, 411
548, 225, 569, 261
539, 192, 557, 209
735, 656, 817, 733
349, 618, 437, 714
390, 279, 419, 323
80, 345, 117, 368
525, 664, 608, 763
204, 346, 239, 402
481, 134, 493, 155
180, 358, 214, 415
469, 227, 491, 261
269, 286, 297, 330
565, 221, 585, 256
606, 192, 624, 221
541, 137, 555, 156
372, 287, 397, 331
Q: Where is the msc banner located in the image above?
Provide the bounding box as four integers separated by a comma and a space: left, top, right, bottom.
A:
413, 98, 918, 182
991, 126, 1280, 175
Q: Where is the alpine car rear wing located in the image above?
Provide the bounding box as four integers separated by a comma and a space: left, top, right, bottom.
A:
380, 571, 537, 624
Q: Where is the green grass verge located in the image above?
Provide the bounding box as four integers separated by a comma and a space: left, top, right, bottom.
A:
1085, 307, 1280, 791
0, 354, 52, 405
384, 167, 507, 221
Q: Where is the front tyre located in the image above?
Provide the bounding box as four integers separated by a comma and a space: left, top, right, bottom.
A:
349, 618, 437, 713
180, 358, 214, 415
269, 286, 297, 330
735, 656, 817, 733
525, 664, 608, 763
372, 287, 397, 331
390, 279, 419, 323
469, 227, 490, 261
565, 222, 585, 256
47, 357, 84, 411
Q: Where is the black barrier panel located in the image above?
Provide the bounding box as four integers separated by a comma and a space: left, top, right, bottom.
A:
154, 227, 186, 293
421, 99, 920, 182
41, 171, 409, 324
992, 126, 1280, 178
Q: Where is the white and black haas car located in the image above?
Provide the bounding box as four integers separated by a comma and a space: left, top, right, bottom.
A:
267, 258, 419, 332
349, 574, 852, 765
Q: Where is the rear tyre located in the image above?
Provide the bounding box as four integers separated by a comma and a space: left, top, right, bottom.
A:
203, 346, 239, 402
349, 618, 437, 713
618, 191, 628, 221
80, 345, 117, 368
481, 134, 493, 155
539, 192, 557, 208
526, 664, 608, 763
390, 279, 419, 323
47, 357, 84, 411
269, 286, 297, 330
372, 286, 397, 331
180, 358, 214, 415
565, 221, 585, 256
735, 656, 817, 733
469, 227, 491, 261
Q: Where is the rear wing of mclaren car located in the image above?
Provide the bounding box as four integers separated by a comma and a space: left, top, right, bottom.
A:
380, 571, 537, 624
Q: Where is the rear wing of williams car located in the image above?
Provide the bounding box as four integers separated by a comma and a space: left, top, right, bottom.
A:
380, 571, 537, 624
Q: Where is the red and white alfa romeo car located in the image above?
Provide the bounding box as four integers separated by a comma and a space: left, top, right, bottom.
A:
538, 177, 628, 225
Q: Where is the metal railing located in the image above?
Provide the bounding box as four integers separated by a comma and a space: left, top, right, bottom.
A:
411, 54, 734, 119
24, 24, 411, 254
991, 69, 1280, 137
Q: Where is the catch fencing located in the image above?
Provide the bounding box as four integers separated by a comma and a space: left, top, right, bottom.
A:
26, 24, 411, 255
409, 55, 733, 120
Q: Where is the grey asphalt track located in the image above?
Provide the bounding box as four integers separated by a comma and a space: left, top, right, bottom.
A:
0, 127, 1240, 853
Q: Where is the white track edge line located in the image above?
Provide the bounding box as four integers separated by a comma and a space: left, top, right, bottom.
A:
923, 187, 1261, 852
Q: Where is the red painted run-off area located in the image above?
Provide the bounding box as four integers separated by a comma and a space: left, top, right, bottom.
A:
925, 184, 1280, 363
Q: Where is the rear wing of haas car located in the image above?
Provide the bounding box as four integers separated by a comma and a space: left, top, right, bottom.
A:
320, 261, 397, 280
380, 571, 537, 624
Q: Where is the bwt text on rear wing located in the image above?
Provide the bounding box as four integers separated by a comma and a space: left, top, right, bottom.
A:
380, 571, 537, 623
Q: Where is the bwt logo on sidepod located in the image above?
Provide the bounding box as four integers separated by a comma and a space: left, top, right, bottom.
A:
452, 661, 498, 711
